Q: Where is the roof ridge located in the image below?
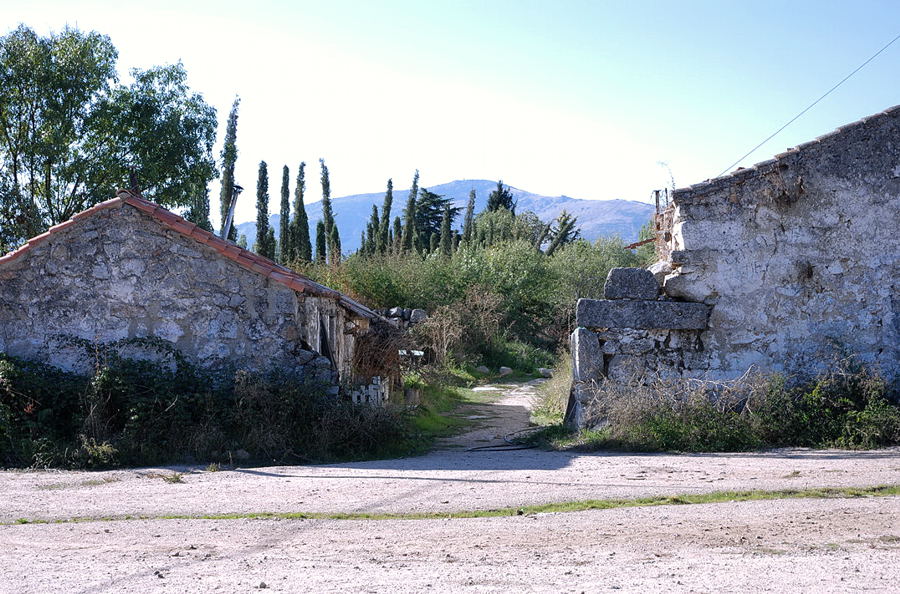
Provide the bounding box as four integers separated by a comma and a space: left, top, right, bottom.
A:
1, 190, 378, 321
676, 104, 900, 196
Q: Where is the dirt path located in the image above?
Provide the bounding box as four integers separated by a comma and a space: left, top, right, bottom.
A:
1, 380, 898, 592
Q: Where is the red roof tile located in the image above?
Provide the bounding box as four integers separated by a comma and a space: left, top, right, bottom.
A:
0, 190, 380, 321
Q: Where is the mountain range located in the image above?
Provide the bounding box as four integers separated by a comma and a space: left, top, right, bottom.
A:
235, 179, 655, 253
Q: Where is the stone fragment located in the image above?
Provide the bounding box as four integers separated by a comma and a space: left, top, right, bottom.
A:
576, 298, 711, 330
409, 309, 428, 324
388, 307, 403, 318
475, 365, 490, 374
648, 260, 673, 285
537, 367, 553, 378
498, 366, 512, 376
571, 327, 602, 382
603, 267, 659, 300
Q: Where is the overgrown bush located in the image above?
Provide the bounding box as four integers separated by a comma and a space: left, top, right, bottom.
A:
0, 344, 412, 469
302, 237, 642, 370
579, 360, 900, 452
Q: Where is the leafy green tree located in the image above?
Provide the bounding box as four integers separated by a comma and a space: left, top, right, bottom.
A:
237, 234, 248, 249
486, 180, 515, 213
462, 188, 476, 243
218, 97, 240, 240
400, 170, 419, 252
439, 206, 453, 257
378, 179, 393, 253
635, 217, 657, 265
291, 162, 311, 262
414, 188, 460, 251
315, 220, 327, 263
0, 25, 218, 247
278, 165, 290, 263
545, 210, 579, 256
253, 161, 271, 257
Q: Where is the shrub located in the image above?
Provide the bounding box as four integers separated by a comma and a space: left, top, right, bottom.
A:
580, 362, 900, 452
0, 342, 413, 469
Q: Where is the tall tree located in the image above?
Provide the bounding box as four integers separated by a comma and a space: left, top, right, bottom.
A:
0, 25, 217, 247
378, 178, 393, 254
253, 161, 271, 258
291, 162, 311, 262
218, 97, 240, 240
392, 216, 402, 253
319, 158, 336, 261
278, 165, 290, 263
186, 186, 213, 232
462, 188, 476, 243
414, 188, 460, 250
400, 170, 419, 252
486, 180, 515, 213
315, 220, 327, 263
439, 206, 453, 257
367, 205, 380, 256
544, 210, 579, 256
329, 224, 342, 265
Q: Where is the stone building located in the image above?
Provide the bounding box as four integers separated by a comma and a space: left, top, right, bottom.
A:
568, 105, 900, 426
0, 190, 392, 403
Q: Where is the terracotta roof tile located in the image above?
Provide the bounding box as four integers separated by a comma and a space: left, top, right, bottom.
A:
0, 189, 381, 322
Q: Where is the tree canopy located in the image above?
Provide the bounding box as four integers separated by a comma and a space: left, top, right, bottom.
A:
0, 25, 217, 249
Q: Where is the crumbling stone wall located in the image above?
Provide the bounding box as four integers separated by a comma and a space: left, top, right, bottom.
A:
0, 203, 363, 386
568, 105, 900, 427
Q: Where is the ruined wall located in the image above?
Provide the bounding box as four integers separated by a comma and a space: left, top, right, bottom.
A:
0, 203, 363, 384
568, 106, 900, 427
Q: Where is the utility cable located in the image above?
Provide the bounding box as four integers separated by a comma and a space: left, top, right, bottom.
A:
716, 30, 900, 178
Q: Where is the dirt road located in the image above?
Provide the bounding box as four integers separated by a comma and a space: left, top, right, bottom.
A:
1, 381, 898, 592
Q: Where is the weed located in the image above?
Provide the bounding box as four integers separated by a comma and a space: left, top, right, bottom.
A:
163, 472, 184, 484
205, 462, 222, 472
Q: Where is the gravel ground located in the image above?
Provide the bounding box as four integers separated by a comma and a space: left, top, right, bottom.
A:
1, 380, 898, 592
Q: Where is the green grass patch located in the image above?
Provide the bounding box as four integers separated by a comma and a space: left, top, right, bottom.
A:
7, 484, 898, 526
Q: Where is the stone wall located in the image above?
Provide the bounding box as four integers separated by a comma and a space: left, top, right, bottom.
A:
567, 105, 900, 427
0, 202, 368, 388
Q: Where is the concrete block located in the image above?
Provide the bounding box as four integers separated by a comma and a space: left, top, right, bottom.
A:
571, 327, 602, 382
604, 267, 659, 300
576, 298, 711, 330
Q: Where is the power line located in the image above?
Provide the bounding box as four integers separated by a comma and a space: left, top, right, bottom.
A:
716, 30, 900, 178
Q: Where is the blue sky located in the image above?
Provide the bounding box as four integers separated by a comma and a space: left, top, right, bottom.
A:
5, 0, 900, 224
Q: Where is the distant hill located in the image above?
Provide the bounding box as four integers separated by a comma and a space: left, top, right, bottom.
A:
235, 179, 654, 253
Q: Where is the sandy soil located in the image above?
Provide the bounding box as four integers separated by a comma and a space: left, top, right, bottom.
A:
1, 380, 898, 592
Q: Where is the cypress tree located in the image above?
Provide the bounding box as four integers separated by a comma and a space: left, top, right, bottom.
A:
320, 158, 334, 234
253, 161, 270, 257
279, 165, 290, 263
218, 97, 240, 240
378, 179, 393, 253
360, 231, 367, 255
429, 233, 439, 253
368, 204, 379, 255
186, 185, 213, 232
486, 180, 515, 213
266, 227, 277, 261
329, 224, 342, 265
292, 162, 311, 262
400, 170, 419, 252
462, 188, 476, 243
392, 216, 402, 253
439, 205, 452, 257
315, 221, 327, 263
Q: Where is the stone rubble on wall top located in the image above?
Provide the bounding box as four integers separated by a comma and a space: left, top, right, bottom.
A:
603, 267, 659, 300
576, 298, 711, 330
